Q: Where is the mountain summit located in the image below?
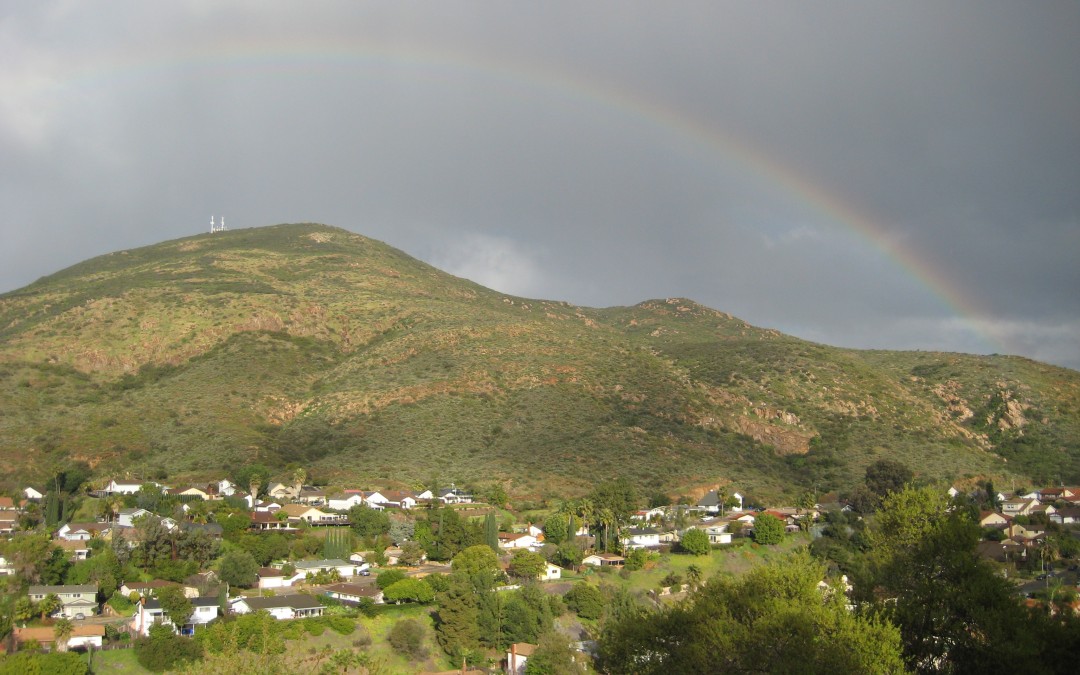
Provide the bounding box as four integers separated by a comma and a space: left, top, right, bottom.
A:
1, 223, 1077, 496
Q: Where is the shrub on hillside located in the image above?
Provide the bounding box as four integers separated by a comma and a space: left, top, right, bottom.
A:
388, 618, 428, 660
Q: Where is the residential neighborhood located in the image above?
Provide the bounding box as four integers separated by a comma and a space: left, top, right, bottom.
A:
1, 468, 1079, 673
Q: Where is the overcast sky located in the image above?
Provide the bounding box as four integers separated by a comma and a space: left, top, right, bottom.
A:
2, 2, 1078, 370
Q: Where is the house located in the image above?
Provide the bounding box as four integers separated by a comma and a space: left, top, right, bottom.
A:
695, 518, 733, 545
384, 546, 404, 566
631, 507, 666, 522
975, 540, 1027, 564
280, 504, 347, 525
257, 566, 301, 590
540, 563, 562, 581
526, 524, 544, 539
23, 486, 44, 501
297, 487, 327, 506
0, 496, 16, 510
0, 511, 17, 535
215, 479, 239, 497
507, 642, 538, 674
1037, 487, 1076, 502
622, 527, 661, 550
582, 553, 625, 567
131, 596, 221, 636
250, 511, 296, 531
362, 491, 389, 509
167, 486, 211, 500
13, 625, 105, 651
323, 582, 385, 605
102, 479, 145, 496
498, 533, 539, 550
0, 555, 14, 576
252, 499, 283, 513
55, 539, 92, 561
267, 482, 297, 500
695, 490, 743, 515
978, 511, 1013, 529
1001, 498, 1041, 516
378, 490, 419, 510
231, 594, 325, 620
116, 508, 152, 528
56, 522, 113, 541
1049, 507, 1080, 525
120, 580, 181, 599
28, 584, 99, 620
327, 491, 365, 511
439, 485, 474, 504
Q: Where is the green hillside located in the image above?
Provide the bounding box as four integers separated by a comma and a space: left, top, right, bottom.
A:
1, 223, 1077, 500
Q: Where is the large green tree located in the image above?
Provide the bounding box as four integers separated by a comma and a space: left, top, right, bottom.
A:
217, 550, 259, 588
598, 551, 905, 674
751, 513, 785, 545
679, 528, 710, 555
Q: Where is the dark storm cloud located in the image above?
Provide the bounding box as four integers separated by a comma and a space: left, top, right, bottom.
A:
1, 1, 1078, 369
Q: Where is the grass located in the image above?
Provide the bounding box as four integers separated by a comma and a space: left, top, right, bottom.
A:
90, 648, 148, 674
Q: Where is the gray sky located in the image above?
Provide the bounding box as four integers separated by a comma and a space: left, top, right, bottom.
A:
3, 1, 1079, 369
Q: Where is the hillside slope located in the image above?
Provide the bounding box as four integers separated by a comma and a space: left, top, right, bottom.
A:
1, 223, 1077, 499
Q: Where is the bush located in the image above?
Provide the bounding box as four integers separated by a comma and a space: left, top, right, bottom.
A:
135, 632, 203, 672
752, 514, 786, 545
383, 578, 435, 604
679, 528, 710, 556
564, 583, 604, 620
0, 652, 89, 675
388, 618, 428, 660
376, 569, 407, 590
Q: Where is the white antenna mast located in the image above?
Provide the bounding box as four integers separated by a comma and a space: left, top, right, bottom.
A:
210, 215, 215, 233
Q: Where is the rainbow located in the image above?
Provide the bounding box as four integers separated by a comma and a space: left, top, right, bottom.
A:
58, 36, 1007, 354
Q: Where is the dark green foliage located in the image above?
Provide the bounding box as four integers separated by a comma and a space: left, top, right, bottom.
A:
383, 578, 435, 604
678, 528, 710, 555
752, 513, 785, 545
195, 610, 286, 655
156, 585, 193, 630
376, 569, 407, 590
524, 631, 587, 675
348, 505, 390, 540
388, 618, 429, 660
564, 583, 603, 620
135, 628, 203, 672
508, 549, 547, 580
597, 552, 905, 674
217, 549, 259, 588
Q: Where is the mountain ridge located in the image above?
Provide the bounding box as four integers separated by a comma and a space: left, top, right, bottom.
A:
1, 223, 1077, 499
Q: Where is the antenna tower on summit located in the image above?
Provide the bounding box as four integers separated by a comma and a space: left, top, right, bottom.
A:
209, 215, 227, 233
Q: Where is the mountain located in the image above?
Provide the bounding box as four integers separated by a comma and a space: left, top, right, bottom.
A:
1, 223, 1077, 500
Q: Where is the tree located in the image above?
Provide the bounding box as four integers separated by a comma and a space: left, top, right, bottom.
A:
564, 584, 603, 620
542, 514, 567, 546
525, 630, 588, 675
376, 569, 407, 590
508, 549, 547, 581
37, 594, 61, 621
434, 574, 481, 659
485, 513, 501, 551
398, 540, 426, 566
685, 564, 703, 590
451, 544, 501, 577
156, 585, 193, 631
217, 550, 259, 588
388, 618, 428, 660
865, 484, 1080, 673
597, 551, 905, 674
679, 528, 710, 555
383, 578, 435, 604
53, 618, 73, 653
752, 513, 785, 545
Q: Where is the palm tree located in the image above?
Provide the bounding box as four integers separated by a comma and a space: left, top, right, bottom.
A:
292, 467, 307, 499
686, 565, 703, 591
53, 618, 73, 652
38, 593, 61, 621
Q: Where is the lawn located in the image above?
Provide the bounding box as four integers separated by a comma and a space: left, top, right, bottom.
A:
90, 648, 149, 674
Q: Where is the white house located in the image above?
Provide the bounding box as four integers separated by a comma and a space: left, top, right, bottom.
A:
498, 533, 539, 550
231, 594, 325, 620
541, 563, 562, 581
622, 528, 661, 550
327, 492, 365, 511
56, 522, 113, 541
362, 491, 389, 509
103, 479, 145, 496
1001, 498, 1041, 516
696, 518, 733, 545
583, 553, 625, 567
117, 508, 152, 528
291, 558, 367, 578
23, 486, 44, 501
131, 597, 221, 636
